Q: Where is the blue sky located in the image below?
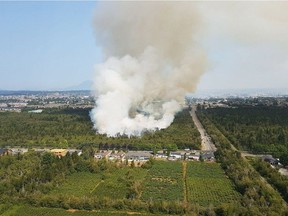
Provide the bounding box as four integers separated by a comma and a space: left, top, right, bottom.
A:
0, 1, 101, 90
1, 1, 288, 91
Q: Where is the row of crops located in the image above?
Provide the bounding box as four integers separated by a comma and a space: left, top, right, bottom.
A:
2, 161, 242, 215
2, 205, 164, 216
141, 161, 184, 201
51, 161, 240, 206
186, 162, 241, 206
50, 168, 148, 200
50, 172, 102, 197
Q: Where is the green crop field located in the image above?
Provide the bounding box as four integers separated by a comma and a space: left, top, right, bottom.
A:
141, 161, 184, 201
51, 169, 148, 199
186, 162, 241, 206
45, 161, 240, 208
92, 168, 148, 199
50, 172, 102, 197
2, 205, 169, 216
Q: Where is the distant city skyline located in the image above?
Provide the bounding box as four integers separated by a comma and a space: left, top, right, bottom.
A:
1, 1, 288, 91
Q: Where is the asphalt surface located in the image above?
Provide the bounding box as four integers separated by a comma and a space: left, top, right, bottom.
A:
190, 106, 217, 152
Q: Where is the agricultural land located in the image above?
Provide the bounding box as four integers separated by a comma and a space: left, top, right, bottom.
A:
1, 95, 288, 215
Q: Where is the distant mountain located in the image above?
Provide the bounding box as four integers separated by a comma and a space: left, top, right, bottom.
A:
64, 80, 93, 91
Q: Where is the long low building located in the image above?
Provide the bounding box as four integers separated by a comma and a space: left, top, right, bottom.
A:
125, 151, 152, 161
10, 148, 29, 156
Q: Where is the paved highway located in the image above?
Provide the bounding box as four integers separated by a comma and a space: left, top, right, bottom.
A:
190, 105, 217, 152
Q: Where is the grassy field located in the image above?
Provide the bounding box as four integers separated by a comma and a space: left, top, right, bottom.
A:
141, 161, 184, 201
51, 169, 148, 199
51, 161, 240, 207
0, 162, 243, 215
92, 168, 148, 199
1, 205, 170, 216
50, 172, 102, 197
186, 162, 241, 206
140, 160, 240, 205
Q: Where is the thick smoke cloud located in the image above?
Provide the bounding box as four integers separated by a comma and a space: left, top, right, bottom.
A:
90, 2, 207, 136
200, 2, 288, 46
198, 1, 288, 90
90, 1, 288, 136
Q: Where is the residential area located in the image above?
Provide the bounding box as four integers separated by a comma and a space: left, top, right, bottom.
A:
2, 146, 287, 177
0, 90, 94, 112
0, 146, 216, 163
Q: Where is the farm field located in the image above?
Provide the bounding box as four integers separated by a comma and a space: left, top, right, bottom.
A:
92, 168, 148, 199
50, 172, 102, 197
51, 161, 240, 206
186, 162, 241, 206
50, 169, 148, 199
1, 205, 170, 216
141, 161, 184, 201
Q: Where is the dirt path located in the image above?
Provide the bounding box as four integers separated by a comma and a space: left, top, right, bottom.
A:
182, 161, 189, 205
66, 209, 146, 215
90, 180, 103, 194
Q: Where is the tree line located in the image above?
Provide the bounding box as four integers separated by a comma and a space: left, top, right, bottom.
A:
251, 158, 288, 203
0, 108, 201, 151
197, 111, 288, 215
198, 106, 288, 161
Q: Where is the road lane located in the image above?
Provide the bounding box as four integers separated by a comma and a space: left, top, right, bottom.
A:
190, 105, 217, 152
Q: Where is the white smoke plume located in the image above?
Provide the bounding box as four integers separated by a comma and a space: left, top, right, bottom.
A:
90, 1, 288, 136
90, 2, 207, 136
199, 1, 288, 47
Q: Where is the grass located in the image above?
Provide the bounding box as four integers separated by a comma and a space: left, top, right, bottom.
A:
0, 205, 22, 216
141, 161, 184, 201
186, 161, 241, 206
92, 168, 148, 199
51, 169, 148, 199
8, 206, 170, 216
50, 172, 102, 197
50, 162, 240, 207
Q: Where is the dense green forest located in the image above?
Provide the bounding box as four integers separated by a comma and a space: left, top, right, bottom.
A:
250, 158, 288, 203
197, 112, 288, 215
0, 108, 200, 150
198, 106, 288, 158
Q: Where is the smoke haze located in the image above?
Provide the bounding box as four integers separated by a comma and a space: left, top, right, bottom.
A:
90, 1, 288, 136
